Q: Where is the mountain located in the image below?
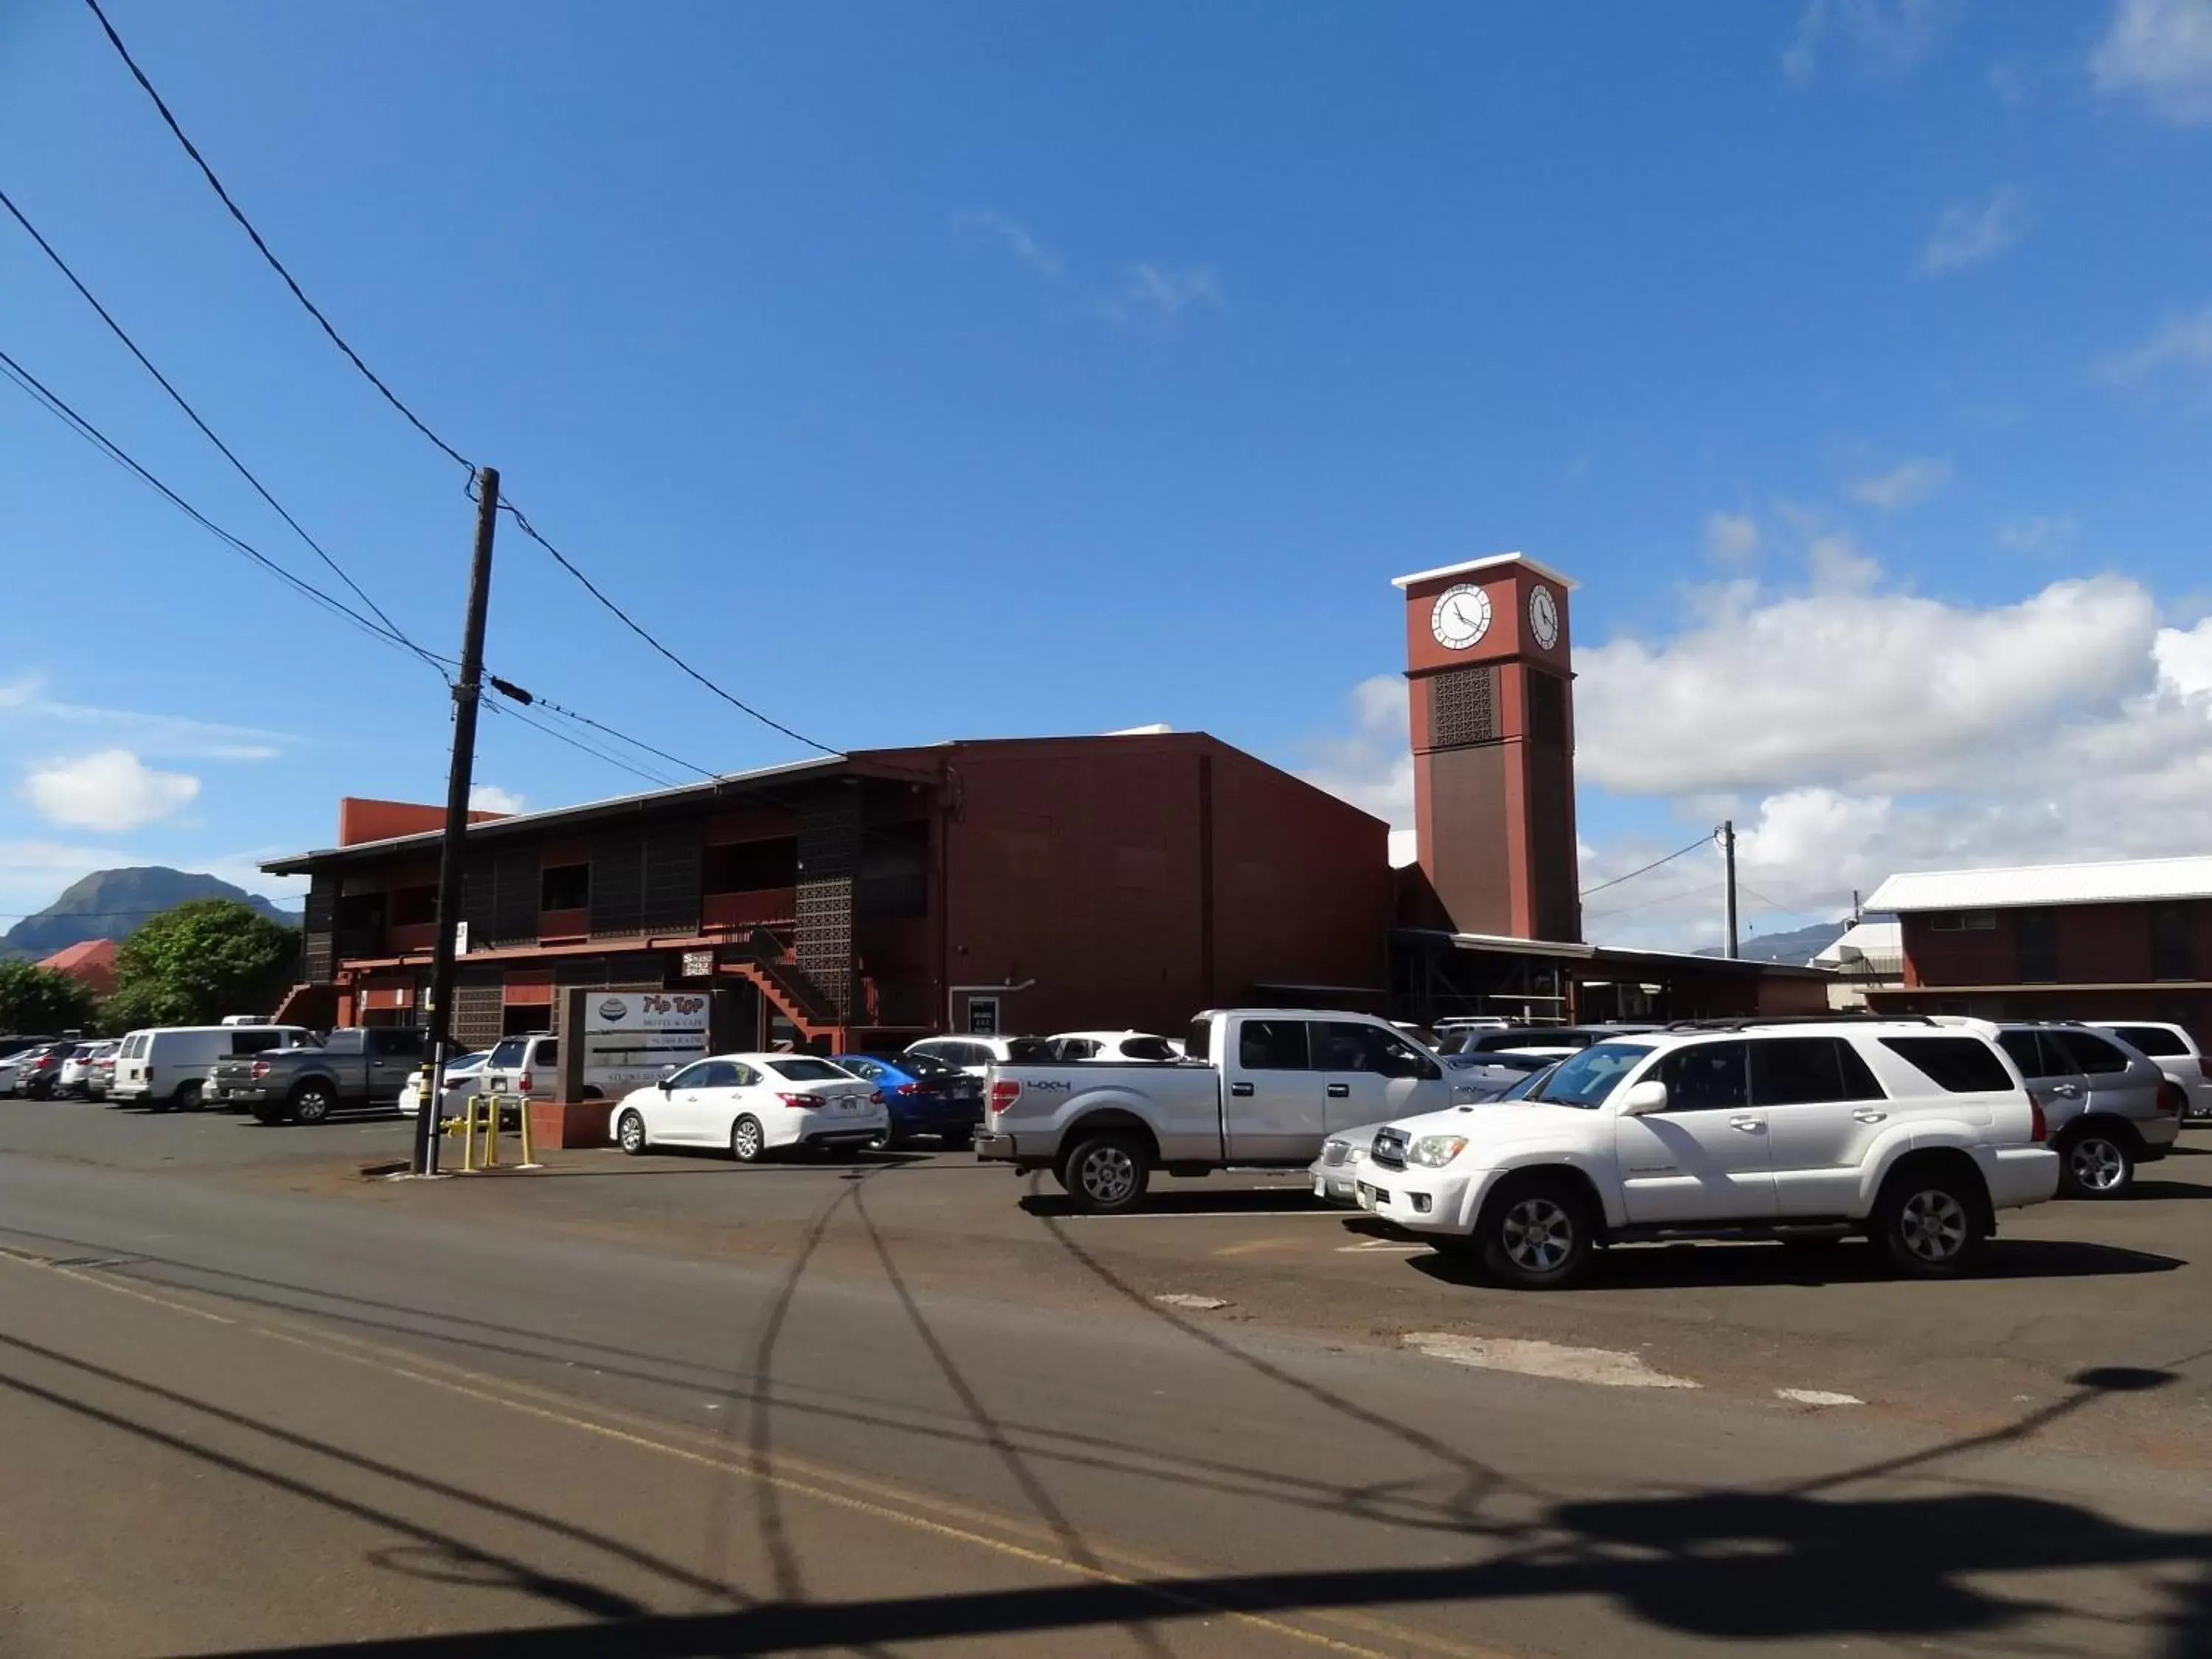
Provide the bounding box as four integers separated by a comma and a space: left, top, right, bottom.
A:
1694, 919, 1850, 966
2, 867, 302, 959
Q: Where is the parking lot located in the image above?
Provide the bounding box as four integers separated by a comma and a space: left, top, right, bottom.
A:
11, 1093, 2209, 1467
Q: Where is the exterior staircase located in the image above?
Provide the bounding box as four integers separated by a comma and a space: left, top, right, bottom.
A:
727, 929, 843, 1041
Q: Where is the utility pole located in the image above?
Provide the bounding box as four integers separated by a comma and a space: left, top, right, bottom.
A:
413, 465, 499, 1178
1721, 818, 1739, 961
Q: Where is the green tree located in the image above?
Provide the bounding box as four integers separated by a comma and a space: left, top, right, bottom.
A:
105, 899, 300, 1030
0, 959, 97, 1034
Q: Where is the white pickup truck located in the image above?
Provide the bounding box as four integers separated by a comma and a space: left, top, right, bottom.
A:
974, 1008, 1482, 1212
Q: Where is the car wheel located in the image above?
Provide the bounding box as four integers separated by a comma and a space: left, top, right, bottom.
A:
173, 1081, 204, 1113
731, 1114, 767, 1164
1477, 1176, 1594, 1289
2058, 1129, 2135, 1200
944, 1128, 975, 1152
866, 1130, 892, 1152
616, 1109, 647, 1156
291, 1083, 335, 1126
1874, 1167, 1985, 1278
1060, 1132, 1150, 1214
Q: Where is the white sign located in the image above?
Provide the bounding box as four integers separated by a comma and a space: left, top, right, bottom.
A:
580, 992, 711, 1093
680, 949, 714, 979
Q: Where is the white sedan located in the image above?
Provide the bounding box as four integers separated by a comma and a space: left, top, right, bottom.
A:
610, 1052, 887, 1162
396, 1051, 490, 1118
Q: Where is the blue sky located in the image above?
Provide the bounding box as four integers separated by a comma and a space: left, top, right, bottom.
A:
2, 0, 2209, 947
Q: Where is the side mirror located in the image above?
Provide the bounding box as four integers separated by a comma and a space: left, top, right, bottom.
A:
1618, 1079, 1668, 1116
658, 1075, 674, 1093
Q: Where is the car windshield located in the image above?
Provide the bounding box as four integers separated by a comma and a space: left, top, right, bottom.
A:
900, 1051, 956, 1077
487, 1039, 526, 1068
1528, 1042, 1654, 1108
1118, 1036, 1177, 1061
1497, 1062, 1559, 1100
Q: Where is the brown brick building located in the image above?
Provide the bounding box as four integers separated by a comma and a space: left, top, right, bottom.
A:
263, 733, 1391, 1056
1862, 857, 2212, 1038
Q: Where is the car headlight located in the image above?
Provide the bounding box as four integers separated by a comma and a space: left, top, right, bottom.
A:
1408, 1135, 1468, 1168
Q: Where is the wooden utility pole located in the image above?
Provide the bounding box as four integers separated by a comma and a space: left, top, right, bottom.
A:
413, 466, 499, 1177
1722, 818, 1739, 961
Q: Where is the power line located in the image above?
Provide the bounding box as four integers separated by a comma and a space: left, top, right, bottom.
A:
486, 677, 717, 782
480, 697, 677, 791
80, 0, 475, 477
77, 7, 836, 758
0, 342, 453, 669
496, 501, 840, 757
1579, 835, 1714, 900
0, 185, 437, 671
1584, 877, 1725, 923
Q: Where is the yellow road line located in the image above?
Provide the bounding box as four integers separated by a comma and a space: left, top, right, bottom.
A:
1, 1253, 1520, 1659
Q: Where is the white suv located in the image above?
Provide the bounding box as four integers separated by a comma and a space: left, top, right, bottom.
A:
1356, 1020, 2057, 1287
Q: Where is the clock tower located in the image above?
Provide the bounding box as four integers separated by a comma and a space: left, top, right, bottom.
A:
1394, 552, 1582, 942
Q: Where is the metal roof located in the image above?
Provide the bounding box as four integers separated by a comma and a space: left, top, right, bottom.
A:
1811, 920, 1902, 967
1389, 552, 1579, 591
1864, 855, 2212, 914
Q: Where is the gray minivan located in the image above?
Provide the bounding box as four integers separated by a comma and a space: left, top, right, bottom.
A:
1992, 1023, 2182, 1198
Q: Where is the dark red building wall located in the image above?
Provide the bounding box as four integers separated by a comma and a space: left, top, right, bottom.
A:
916, 735, 1388, 1038
929, 737, 1209, 1036
1905, 899, 2212, 988
1207, 744, 1389, 1006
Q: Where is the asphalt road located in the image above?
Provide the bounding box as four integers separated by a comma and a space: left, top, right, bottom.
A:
1, 1095, 2208, 1657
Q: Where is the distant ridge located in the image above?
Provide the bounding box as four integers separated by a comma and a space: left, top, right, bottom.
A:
4, 867, 300, 958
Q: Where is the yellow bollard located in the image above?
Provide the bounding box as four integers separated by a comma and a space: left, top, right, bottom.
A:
517, 1092, 538, 1169
461, 1093, 481, 1173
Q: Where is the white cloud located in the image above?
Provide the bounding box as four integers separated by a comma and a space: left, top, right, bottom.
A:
0, 673, 288, 761
1846, 457, 1951, 509
1105, 263, 1224, 326
2092, 0, 2212, 124
955, 209, 1063, 278
956, 210, 1221, 331
1784, 0, 1946, 83
1297, 675, 1414, 831
1573, 567, 2212, 938
469, 784, 528, 815
1996, 514, 2079, 554
1919, 186, 2033, 274
23, 750, 201, 832
1295, 556, 2212, 948
1704, 512, 1761, 564
2096, 302, 2212, 382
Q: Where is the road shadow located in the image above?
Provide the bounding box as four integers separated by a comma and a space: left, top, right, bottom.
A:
189, 1467, 2212, 1658
1407, 1235, 2185, 1293
1019, 1189, 1332, 1219
2129, 1179, 2212, 1202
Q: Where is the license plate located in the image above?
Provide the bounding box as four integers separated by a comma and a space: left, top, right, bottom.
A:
840, 1099, 860, 1112
1357, 1185, 1377, 1211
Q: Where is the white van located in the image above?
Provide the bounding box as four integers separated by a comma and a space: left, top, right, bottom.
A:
110, 1025, 317, 1112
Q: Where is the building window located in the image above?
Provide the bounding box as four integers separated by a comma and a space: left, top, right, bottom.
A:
2016, 909, 2057, 984
390, 884, 437, 927
2152, 903, 2194, 981
540, 862, 591, 913
704, 836, 799, 894
1929, 911, 1997, 933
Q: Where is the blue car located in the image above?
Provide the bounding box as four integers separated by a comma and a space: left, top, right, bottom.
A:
832, 1053, 984, 1147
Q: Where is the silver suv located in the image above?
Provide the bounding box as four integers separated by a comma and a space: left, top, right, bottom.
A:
1991, 1023, 2183, 1198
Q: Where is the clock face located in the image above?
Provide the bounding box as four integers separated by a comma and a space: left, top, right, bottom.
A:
1430, 583, 1492, 650
1528, 583, 1561, 650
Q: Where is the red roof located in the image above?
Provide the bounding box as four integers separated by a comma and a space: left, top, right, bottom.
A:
38, 938, 117, 997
